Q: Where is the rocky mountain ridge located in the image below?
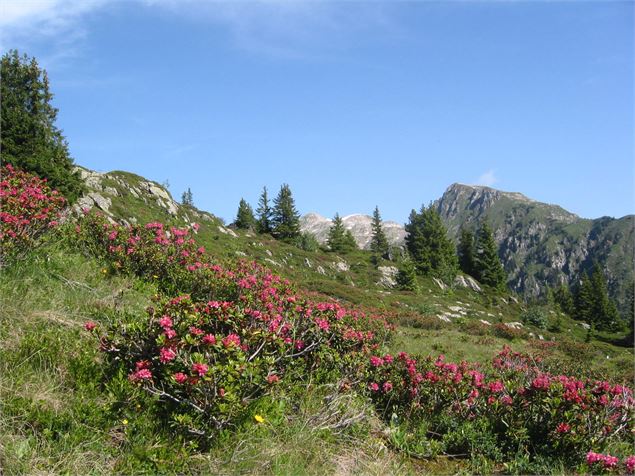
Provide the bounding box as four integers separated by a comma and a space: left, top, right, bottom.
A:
299, 213, 406, 250
434, 183, 634, 311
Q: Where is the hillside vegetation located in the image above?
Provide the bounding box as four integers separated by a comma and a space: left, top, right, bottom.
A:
1, 165, 634, 475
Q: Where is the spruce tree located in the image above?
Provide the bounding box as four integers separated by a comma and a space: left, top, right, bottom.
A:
473, 222, 506, 290
1, 50, 84, 202
234, 198, 256, 230
575, 272, 594, 323
457, 227, 476, 277
553, 284, 575, 316
272, 184, 300, 241
405, 205, 458, 283
327, 214, 357, 253
181, 188, 193, 206
397, 257, 419, 292
370, 206, 389, 259
589, 263, 620, 331
256, 186, 273, 234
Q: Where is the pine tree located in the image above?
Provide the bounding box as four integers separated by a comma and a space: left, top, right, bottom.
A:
404, 205, 458, 283
370, 206, 389, 259
256, 186, 273, 234
271, 184, 300, 241
553, 284, 575, 316
181, 188, 193, 206
234, 198, 256, 230
1, 50, 84, 202
396, 257, 419, 292
327, 214, 357, 253
473, 222, 506, 290
575, 272, 594, 323
457, 227, 476, 277
625, 281, 634, 346
589, 263, 620, 331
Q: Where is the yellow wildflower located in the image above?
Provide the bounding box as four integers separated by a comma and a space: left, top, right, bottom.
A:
254, 414, 265, 424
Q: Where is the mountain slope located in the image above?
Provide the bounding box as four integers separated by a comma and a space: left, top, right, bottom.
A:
434, 183, 634, 311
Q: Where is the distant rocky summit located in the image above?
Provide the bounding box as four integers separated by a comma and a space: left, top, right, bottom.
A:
299, 213, 406, 250
434, 183, 634, 312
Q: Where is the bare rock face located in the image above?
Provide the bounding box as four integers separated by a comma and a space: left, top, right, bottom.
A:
299, 213, 406, 250
377, 265, 398, 288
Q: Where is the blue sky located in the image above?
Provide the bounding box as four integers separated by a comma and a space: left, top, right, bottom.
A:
2, 1, 633, 223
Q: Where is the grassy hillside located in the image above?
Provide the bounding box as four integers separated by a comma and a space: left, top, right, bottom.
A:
1, 166, 633, 475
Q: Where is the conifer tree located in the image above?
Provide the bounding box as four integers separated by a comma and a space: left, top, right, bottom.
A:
405, 205, 458, 283
181, 188, 193, 206
589, 264, 620, 331
396, 257, 419, 292
234, 198, 256, 230
327, 213, 357, 253
370, 206, 389, 259
272, 184, 300, 241
553, 284, 575, 316
1, 50, 84, 202
457, 227, 476, 277
575, 272, 594, 323
473, 222, 506, 290
256, 186, 273, 234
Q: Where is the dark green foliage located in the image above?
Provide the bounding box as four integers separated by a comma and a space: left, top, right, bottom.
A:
272, 184, 300, 241
327, 213, 357, 253
553, 284, 575, 316
473, 222, 506, 290
521, 306, 548, 330
575, 265, 621, 331
1, 50, 84, 202
457, 227, 476, 277
181, 187, 194, 206
396, 258, 419, 292
234, 198, 256, 230
256, 186, 273, 234
624, 282, 634, 346
370, 206, 389, 260
404, 205, 458, 283
294, 232, 320, 252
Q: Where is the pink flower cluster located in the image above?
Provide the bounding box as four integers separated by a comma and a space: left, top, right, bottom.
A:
1, 165, 66, 261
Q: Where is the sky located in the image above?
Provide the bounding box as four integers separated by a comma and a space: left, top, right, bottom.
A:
1, 0, 633, 223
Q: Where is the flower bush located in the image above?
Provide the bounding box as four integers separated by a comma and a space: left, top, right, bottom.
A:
365, 345, 634, 466
0, 164, 66, 265
74, 212, 634, 467
78, 213, 392, 435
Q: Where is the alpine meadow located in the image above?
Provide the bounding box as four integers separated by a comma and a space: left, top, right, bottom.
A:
1, 2, 633, 475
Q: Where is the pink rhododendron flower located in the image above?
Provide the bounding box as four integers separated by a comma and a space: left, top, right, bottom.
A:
191, 363, 209, 376
173, 372, 188, 384
369, 356, 384, 367
159, 315, 173, 328
267, 374, 280, 384
488, 380, 504, 393
202, 334, 216, 345
382, 381, 393, 392
222, 333, 241, 348
129, 368, 152, 382
84, 321, 97, 332
368, 382, 379, 392
556, 423, 571, 434
159, 347, 177, 363
625, 456, 635, 472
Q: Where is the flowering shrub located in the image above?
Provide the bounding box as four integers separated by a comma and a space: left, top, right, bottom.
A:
78, 213, 392, 435
365, 345, 635, 465
75, 212, 634, 466
0, 165, 66, 264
